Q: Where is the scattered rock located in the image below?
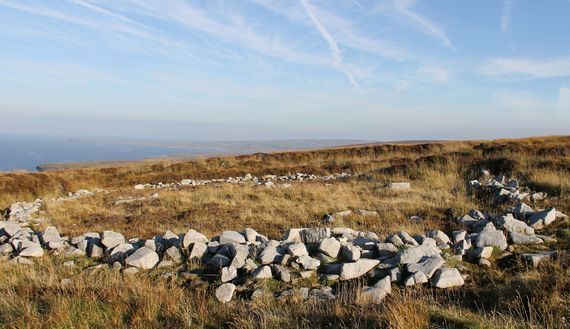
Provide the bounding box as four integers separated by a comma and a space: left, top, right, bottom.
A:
318, 237, 341, 258
431, 268, 464, 288
125, 247, 159, 269
521, 251, 557, 268
215, 283, 236, 303
219, 231, 246, 244
388, 182, 411, 190
475, 227, 508, 251
221, 266, 238, 282
509, 231, 543, 245
340, 259, 380, 280
404, 271, 428, 286
361, 276, 391, 304
252, 265, 273, 280
528, 208, 557, 229
182, 229, 208, 248
101, 231, 125, 249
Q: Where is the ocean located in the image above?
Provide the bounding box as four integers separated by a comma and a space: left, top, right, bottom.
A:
0, 134, 366, 172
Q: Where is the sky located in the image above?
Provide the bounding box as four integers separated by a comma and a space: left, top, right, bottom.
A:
0, 0, 569, 141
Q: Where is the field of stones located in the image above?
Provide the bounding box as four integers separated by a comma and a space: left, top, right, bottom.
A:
0, 136, 568, 328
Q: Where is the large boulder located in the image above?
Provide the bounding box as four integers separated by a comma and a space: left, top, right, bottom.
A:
339, 259, 380, 280
215, 283, 236, 303
125, 247, 159, 269
431, 268, 464, 288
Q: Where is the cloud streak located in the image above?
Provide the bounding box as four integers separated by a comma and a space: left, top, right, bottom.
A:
299, 0, 359, 90
501, 0, 515, 32
393, 0, 455, 50
482, 56, 570, 78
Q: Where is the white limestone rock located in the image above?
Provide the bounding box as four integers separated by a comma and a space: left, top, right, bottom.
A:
125, 247, 159, 269
221, 266, 238, 283
101, 231, 125, 249
360, 276, 391, 304
318, 237, 341, 258
215, 283, 236, 303
339, 259, 380, 281
182, 229, 208, 248
431, 268, 464, 288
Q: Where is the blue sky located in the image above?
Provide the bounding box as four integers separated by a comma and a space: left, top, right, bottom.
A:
0, 0, 569, 141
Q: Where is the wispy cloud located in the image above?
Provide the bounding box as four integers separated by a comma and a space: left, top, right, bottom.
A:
481, 56, 570, 78
393, 0, 455, 50
0, 0, 199, 60
352, 0, 364, 10
501, 0, 515, 32
248, 0, 409, 60
495, 90, 552, 111
299, 0, 359, 90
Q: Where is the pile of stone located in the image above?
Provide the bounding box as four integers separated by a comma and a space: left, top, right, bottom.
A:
469, 173, 549, 203
54, 189, 107, 202
456, 207, 562, 267
0, 222, 469, 304
134, 172, 351, 191
4, 199, 43, 223
114, 193, 159, 205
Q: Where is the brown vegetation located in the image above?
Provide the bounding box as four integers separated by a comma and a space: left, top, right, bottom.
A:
0, 135, 569, 328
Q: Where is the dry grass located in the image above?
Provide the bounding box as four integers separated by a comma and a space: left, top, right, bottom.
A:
0, 135, 569, 328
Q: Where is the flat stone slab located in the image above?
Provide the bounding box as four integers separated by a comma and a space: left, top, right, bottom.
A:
340, 259, 380, 281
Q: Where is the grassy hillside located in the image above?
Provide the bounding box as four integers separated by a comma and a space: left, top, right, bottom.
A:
0, 136, 569, 328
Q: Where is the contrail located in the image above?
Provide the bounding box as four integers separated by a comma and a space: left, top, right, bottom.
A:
300, 0, 360, 91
